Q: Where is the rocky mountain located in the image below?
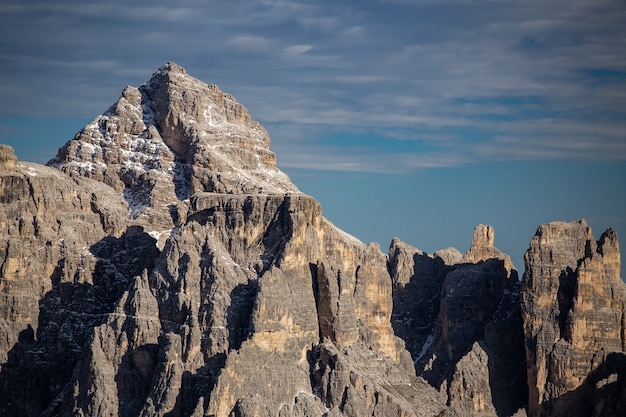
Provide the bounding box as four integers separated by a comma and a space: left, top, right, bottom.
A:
48, 62, 297, 239
522, 220, 626, 417
389, 225, 527, 417
1, 63, 625, 417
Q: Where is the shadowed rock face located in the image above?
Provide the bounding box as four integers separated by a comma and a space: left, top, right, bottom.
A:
1, 63, 624, 417
389, 225, 527, 417
0, 145, 135, 416
0, 64, 447, 417
521, 220, 626, 417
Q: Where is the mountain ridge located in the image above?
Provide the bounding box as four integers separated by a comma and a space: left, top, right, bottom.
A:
0, 63, 624, 417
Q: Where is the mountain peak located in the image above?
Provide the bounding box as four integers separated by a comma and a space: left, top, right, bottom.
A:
463, 224, 517, 277
154, 61, 187, 76
0, 144, 17, 170
471, 224, 494, 248
48, 63, 298, 230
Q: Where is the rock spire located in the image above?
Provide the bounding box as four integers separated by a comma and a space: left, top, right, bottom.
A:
522, 219, 626, 417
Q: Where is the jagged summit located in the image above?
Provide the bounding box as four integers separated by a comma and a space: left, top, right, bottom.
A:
2, 63, 624, 417
156, 61, 186, 75
462, 224, 516, 277
48, 62, 298, 230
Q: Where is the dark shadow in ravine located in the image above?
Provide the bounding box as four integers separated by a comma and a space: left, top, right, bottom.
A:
0, 226, 159, 417
389, 251, 530, 417
226, 279, 257, 352
389, 250, 450, 365
557, 266, 576, 341
483, 278, 529, 417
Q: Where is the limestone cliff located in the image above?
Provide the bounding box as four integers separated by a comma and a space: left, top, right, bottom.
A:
389, 225, 527, 417
0, 64, 448, 417
1, 63, 625, 417
0, 144, 138, 415
521, 220, 626, 417
48, 62, 297, 234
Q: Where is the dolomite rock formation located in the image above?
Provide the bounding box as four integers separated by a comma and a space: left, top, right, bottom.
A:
48, 62, 297, 233
0, 64, 448, 417
462, 224, 516, 277
2, 62, 624, 417
0, 145, 17, 169
48, 193, 442, 417
389, 225, 527, 417
521, 219, 626, 417
0, 145, 140, 415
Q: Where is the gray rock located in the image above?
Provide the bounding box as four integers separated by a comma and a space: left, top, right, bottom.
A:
0, 145, 17, 169
7, 57, 438, 416
48, 62, 297, 231
389, 226, 527, 417
521, 220, 626, 417
2, 62, 624, 417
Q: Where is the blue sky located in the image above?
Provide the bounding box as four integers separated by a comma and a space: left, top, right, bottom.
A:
1, 0, 625, 274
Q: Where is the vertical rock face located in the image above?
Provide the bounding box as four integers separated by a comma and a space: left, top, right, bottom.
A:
389, 225, 527, 417
388, 238, 451, 370
0, 146, 135, 416
462, 224, 515, 277
55, 192, 441, 417
0, 64, 448, 417
521, 220, 626, 417
2, 62, 624, 417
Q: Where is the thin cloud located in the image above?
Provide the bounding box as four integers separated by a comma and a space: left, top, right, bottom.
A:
276, 145, 468, 174
229, 35, 276, 51
0, 3, 199, 22
284, 44, 314, 55
330, 75, 391, 84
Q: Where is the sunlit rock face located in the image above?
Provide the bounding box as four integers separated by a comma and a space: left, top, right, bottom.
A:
522, 219, 626, 417
1, 62, 624, 417
0, 63, 447, 417
48, 62, 297, 232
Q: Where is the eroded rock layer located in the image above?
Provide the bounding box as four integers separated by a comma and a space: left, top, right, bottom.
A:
389, 225, 527, 417
1, 63, 624, 417
522, 220, 626, 417
0, 145, 134, 415
0, 65, 446, 417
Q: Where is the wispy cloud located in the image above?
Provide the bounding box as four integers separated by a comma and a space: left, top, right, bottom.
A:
229, 35, 275, 51
283, 44, 314, 55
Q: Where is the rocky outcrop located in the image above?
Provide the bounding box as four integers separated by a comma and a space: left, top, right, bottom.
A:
0, 145, 17, 169
0, 146, 144, 416
2, 62, 624, 417
389, 225, 527, 417
0, 64, 448, 417
462, 224, 515, 277
48, 62, 297, 233
521, 219, 626, 417
310, 341, 449, 417
388, 237, 450, 369
52, 191, 439, 417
